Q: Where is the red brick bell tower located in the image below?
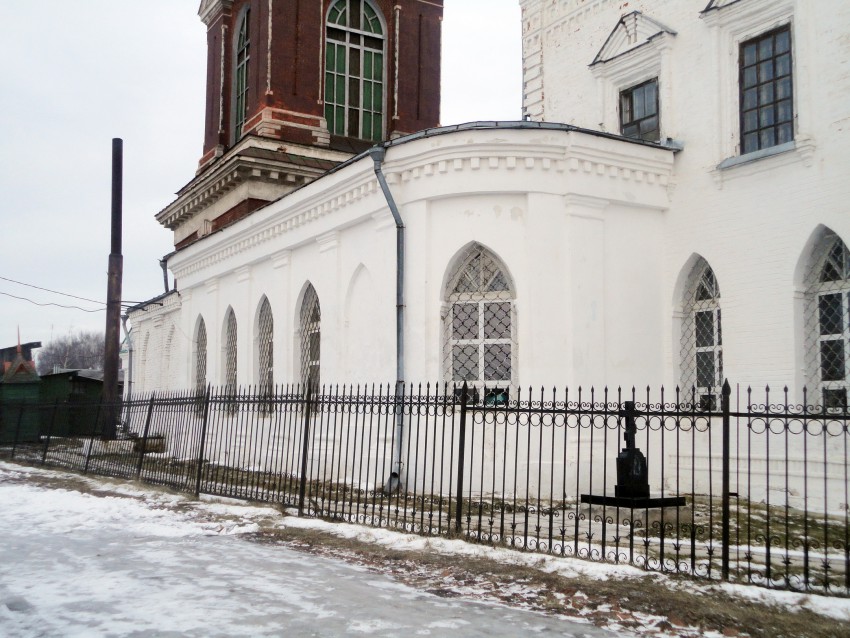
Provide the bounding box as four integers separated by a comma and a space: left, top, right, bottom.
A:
157, 0, 443, 248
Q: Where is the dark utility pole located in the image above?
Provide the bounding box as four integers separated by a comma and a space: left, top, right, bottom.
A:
102, 138, 124, 439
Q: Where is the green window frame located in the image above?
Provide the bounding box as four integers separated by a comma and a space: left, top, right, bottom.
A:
325, 0, 385, 141
234, 8, 251, 143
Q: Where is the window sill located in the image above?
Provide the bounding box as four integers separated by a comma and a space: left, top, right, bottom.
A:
711, 137, 815, 188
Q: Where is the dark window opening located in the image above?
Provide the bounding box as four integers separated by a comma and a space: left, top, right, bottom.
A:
620, 79, 659, 142
740, 26, 793, 155
234, 9, 251, 142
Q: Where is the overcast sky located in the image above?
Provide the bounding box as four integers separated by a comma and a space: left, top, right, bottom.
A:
0, 0, 522, 352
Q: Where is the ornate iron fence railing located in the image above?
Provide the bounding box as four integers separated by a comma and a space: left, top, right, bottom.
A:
0, 381, 847, 596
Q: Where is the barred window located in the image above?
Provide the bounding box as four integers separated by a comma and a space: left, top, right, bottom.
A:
443, 244, 516, 405
140, 331, 150, 394
740, 26, 793, 155
805, 232, 850, 410
325, 0, 385, 141
256, 298, 273, 391
234, 8, 250, 142
194, 317, 208, 394
223, 308, 237, 391
300, 284, 321, 391
680, 259, 723, 408
620, 78, 659, 142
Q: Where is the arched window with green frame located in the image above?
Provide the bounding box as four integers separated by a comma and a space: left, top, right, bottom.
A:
234, 7, 251, 143
325, 0, 385, 141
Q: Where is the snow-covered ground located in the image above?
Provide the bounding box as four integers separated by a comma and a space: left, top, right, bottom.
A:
0, 462, 621, 637
1, 460, 849, 637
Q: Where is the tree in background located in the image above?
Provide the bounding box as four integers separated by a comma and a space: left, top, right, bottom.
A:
36, 331, 104, 375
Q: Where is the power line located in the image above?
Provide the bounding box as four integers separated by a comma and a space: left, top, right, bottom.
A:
0, 275, 106, 306
0, 291, 104, 313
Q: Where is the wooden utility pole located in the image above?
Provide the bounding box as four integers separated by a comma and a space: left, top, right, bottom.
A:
102, 138, 123, 439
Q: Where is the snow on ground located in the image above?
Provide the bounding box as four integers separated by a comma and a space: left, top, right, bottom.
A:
0, 462, 620, 637
1, 460, 849, 637
274, 506, 850, 623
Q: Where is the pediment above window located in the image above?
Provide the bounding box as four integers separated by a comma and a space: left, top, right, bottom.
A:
702, 0, 739, 11
591, 11, 676, 67
700, 0, 794, 27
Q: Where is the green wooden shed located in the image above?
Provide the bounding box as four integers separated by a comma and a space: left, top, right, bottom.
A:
38, 369, 119, 436
0, 349, 41, 443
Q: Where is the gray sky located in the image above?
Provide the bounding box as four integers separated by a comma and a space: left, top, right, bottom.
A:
0, 1, 522, 353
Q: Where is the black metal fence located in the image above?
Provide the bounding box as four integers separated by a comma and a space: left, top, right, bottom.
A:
0, 381, 847, 597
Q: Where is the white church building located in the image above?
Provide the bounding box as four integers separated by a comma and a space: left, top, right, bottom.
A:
128, 0, 850, 413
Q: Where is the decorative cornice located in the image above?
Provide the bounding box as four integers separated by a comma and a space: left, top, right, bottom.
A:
126, 291, 182, 320
156, 139, 350, 231
170, 173, 382, 280
198, 0, 233, 26
169, 129, 674, 282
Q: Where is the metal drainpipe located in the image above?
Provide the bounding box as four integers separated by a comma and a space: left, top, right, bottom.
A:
159, 258, 169, 294
121, 314, 133, 402
369, 146, 405, 492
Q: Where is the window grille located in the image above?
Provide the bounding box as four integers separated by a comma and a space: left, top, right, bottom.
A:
325, 0, 385, 141
234, 8, 251, 142
163, 325, 175, 390
257, 298, 273, 392
739, 26, 793, 155
140, 332, 150, 394
300, 284, 321, 392
223, 309, 237, 391
442, 244, 516, 405
195, 318, 208, 394
620, 78, 660, 141
804, 232, 850, 410
680, 259, 722, 408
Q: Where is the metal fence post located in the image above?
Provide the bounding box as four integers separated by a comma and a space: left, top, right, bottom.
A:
455, 382, 469, 534
83, 402, 102, 474
11, 403, 24, 459
135, 394, 156, 480
721, 379, 732, 581
42, 400, 59, 464
298, 385, 314, 516
194, 385, 212, 497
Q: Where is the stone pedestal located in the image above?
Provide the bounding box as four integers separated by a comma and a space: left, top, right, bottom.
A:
615, 447, 649, 498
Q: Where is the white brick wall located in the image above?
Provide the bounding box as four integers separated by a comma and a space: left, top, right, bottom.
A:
131, 0, 850, 401
521, 0, 850, 399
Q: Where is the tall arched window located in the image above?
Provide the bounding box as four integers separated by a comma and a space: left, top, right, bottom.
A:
195, 318, 208, 393
325, 0, 385, 141
443, 244, 516, 405
163, 325, 176, 390
804, 232, 850, 409
223, 308, 238, 390
256, 298, 273, 391
300, 284, 321, 390
234, 7, 251, 142
680, 258, 722, 408
140, 331, 151, 394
